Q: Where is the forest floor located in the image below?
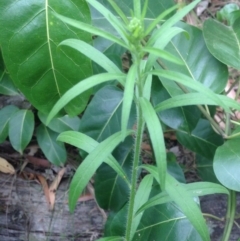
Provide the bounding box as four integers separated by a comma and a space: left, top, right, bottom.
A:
1, 0, 240, 241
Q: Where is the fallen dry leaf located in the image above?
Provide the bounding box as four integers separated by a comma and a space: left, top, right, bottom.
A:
49, 167, 66, 210
36, 174, 50, 206
0, 157, 15, 174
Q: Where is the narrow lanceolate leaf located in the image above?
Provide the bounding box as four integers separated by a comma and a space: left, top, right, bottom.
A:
0, 0, 93, 115
131, 174, 153, 240
203, 18, 240, 70
143, 73, 152, 101
154, 93, 240, 113
139, 97, 166, 189
91, 0, 176, 36
137, 181, 229, 215
57, 131, 130, 185
121, 63, 137, 140
86, 0, 128, 43
69, 130, 133, 212
0, 105, 19, 143
165, 174, 210, 241
145, 4, 179, 36
55, 13, 128, 49
133, 185, 203, 240
59, 39, 125, 86
9, 110, 34, 154
47, 73, 126, 124
145, 27, 187, 72
36, 124, 67, 166
144, 46, 184, 65
147, 0, 201, 46
151, 70, 230, 112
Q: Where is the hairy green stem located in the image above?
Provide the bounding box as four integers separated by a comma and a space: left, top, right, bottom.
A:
125, 102, 145, 241
221, 190, 236, 241
125, 56, 145, 241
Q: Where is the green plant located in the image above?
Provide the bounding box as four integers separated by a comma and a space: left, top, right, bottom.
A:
1, 0, 240, 241
45, 1, 240, 241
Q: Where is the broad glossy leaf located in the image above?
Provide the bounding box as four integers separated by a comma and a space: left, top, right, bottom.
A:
177, 119, 224, 160
203, 18, 240, 70
38, 112, 80, 133
0, 73, 19, 96
105, 203, 128, 237
151, 76, 201, 132
216, 3, 240, 26
196, 154, 220, 184
160, 21, 228, 94
80, 85, 136, 141
0, 50, 18, 96
167, 152, 185, 183
36, 124, 66, 166
68, 130, 133, 212
9, 110, 34, 154
0, 0, 92, 115
0, 105, 19, 143
214, 130, 240, 191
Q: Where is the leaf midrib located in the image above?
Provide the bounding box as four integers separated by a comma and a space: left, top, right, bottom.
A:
45, 0, 59, 95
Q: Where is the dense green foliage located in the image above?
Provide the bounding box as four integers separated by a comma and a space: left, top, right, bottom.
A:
0, 1, 240, 240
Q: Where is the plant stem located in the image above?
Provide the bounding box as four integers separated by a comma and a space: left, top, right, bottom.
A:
221, 190, 236, 241
125, 103, 145, 241
197, 105, 226, 137
125, 57, 145, 240
202, 213, 224, 222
